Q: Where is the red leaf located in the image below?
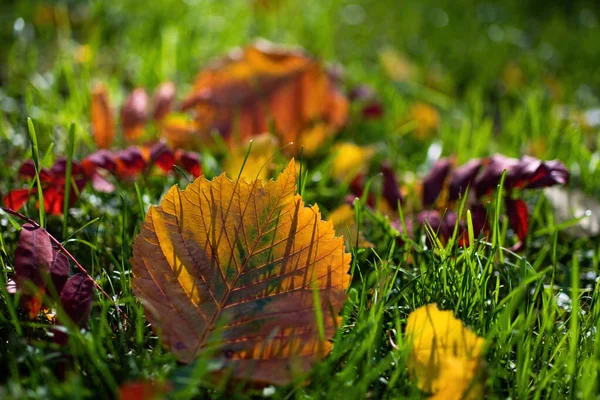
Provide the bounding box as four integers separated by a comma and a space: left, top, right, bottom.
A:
115, 147, 147, 178
175, 150, 201, 178
4, 188, 33, 211
506, 198, 529, 241
118, 381, 172, 400
150, 142, 176, 173
15, 224, 54, 319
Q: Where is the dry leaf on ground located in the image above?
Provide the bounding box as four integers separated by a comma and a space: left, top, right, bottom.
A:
181, 41, 348, 154
131, 159, 351, 385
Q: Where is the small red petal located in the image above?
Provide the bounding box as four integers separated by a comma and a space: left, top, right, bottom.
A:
4, 188, 33, 211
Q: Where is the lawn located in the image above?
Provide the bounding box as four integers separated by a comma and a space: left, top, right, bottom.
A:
2, 0, 600, 399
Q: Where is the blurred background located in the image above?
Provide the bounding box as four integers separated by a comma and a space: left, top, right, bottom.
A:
1, 0, 600, 185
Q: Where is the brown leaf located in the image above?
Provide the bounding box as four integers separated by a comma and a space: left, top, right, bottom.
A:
15, 224, 54, 319
91, 83, 115, 149
131, 159, 351, 385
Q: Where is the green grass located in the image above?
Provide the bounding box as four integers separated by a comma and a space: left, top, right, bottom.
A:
2, 0, 600, 398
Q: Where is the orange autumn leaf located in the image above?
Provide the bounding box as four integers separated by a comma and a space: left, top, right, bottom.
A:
181, 41, 348, 154
91, 83, 115, 149
405, 304, 485, 399
131, 159, 351, 385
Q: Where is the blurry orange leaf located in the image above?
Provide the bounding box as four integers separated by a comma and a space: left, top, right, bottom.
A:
181, 41, 348, 154
131, 159, 351, 385
405, 304, 485, 399
91, 83, 115, 149
224, 133, 279, 181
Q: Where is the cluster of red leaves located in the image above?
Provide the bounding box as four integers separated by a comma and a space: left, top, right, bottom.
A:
10, 224, 94, 343
352, 154, 569, 250
3, 143, 201, 215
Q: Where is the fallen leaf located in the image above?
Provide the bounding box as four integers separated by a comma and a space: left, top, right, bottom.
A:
422, 158, 452, 207
405, 304, 484, 399
131, 159, 351, 385
91, 83, 115, 149
50, 250, 70, 295
59, 273, 95, 327
15, 224, 54, 319
181, 41, 348, 154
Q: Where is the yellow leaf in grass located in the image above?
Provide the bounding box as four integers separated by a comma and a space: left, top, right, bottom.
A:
405, 304, 485, 399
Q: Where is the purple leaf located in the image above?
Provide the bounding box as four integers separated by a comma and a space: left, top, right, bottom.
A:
422, 158, 452, 207
15, 224, 54, 319
50, 250, 70, 295
381, 163, 403, 210
474, 155, 520, 197
449, 159, 483, 201
59, 274, 95, 327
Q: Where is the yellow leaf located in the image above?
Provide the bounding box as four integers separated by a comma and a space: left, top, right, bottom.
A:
131, 159, 351, 385
405, 304, 484, 399
331, 142, 375, 182
224, 133, 279, 181
379, 47, 417, 82
409, 102, 440, 140
297, 123, 331, 157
